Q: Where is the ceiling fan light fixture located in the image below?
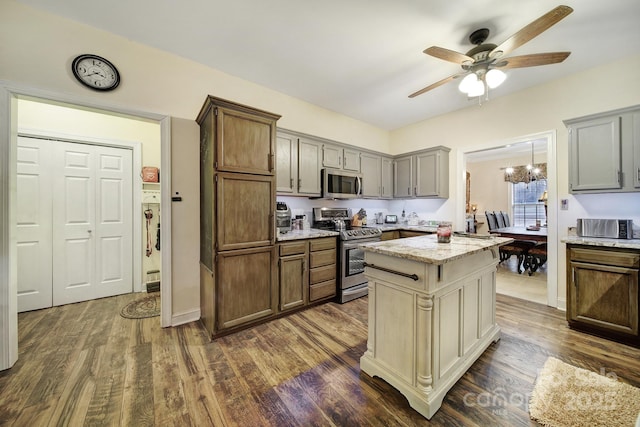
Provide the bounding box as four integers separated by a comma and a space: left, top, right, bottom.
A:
467, 79, 485, 97
485, 69, 506, 88
458, 73, 478, 93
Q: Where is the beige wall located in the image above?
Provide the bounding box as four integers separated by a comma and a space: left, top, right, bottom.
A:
169, 118, 201, 316
0, 1, 389, 153
17, 98, 161, 166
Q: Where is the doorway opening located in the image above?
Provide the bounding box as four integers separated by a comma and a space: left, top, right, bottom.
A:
461, 132, 557, 307
1, 83, 172, 371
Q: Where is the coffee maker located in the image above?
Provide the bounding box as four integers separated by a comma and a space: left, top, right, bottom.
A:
276, 202, 292, 234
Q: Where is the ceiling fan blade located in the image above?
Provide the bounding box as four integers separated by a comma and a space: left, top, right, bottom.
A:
495, 52, 571, 69
424, 46, 474, 65
489, 5, 573, 59
409, 73, 464, 98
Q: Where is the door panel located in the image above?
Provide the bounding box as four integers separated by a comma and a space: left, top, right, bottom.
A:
53, 142, 133, 305
95, 147, 132, 298
16, 137, 53, 312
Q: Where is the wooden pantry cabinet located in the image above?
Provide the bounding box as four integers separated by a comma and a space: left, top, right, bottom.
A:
198, 95, 281, 339
567, 244, 639, 344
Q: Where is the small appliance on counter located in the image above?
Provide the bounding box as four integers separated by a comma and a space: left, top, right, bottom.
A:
276, 202, 292, 234
577, 218, 633, 239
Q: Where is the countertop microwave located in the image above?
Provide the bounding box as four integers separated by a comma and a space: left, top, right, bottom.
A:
321, 168, 362, 199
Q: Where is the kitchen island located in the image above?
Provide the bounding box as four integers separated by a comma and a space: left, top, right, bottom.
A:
359, 234, 512, 419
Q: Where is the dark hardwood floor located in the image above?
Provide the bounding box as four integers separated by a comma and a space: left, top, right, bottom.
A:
1, 292, 640, 426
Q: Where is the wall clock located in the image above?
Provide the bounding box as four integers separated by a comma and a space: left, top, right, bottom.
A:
72, 54, 120, 91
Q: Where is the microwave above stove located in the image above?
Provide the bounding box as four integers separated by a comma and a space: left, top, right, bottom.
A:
321, 168, 362, 199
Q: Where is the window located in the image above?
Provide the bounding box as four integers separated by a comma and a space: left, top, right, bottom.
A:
511, 179, 547, 226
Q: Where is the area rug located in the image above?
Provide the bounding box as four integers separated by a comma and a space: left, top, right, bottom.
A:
529, 357, 640, 427
120, 294, 160, 319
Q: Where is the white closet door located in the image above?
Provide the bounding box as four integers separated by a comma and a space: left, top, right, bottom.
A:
16, 137, 53, 312
94, 145, 133, 299
52, 142, 133, 306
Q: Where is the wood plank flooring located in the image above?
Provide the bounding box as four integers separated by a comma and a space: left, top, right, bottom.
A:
2, 292, 640, 426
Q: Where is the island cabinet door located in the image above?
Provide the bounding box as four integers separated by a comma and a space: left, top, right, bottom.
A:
216, 246, 277, 331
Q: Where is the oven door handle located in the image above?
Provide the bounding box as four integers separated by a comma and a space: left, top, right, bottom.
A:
363, 262, 419, 281
356, 176, 361, 196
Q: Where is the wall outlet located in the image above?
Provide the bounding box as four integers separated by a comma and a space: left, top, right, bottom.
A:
561, 199, 569, 210
568, 226, 577, 236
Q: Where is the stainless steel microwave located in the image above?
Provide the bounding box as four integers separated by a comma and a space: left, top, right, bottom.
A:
321, 168, 362, 199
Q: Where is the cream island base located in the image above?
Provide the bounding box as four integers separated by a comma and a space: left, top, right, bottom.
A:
359, 235, 513, 419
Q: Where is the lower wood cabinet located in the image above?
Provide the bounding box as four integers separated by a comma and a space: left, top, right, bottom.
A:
216, 246, 277, 331
309, 237, 337, 301
277, 237, 337, 310
278, 241, 308, 311
567, 245, 639, 343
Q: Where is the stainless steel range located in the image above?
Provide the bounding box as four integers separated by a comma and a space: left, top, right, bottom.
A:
312, 207, 382, 303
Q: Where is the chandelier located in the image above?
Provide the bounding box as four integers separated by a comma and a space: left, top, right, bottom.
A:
504, 141, 546, 184
458, 68, 507, 101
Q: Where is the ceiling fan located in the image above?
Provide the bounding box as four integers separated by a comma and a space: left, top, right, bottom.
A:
409, 5, 573, 99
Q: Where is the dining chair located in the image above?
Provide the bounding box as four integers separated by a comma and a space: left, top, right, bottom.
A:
495, 211, 506, 229
485, 211, 498, 231
524, 242, 548, 276
499, 240, 536, 274
501, 211, 511, 227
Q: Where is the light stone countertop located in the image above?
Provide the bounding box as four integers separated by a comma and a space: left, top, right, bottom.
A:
360, 234, 513, 265
562, 235, 640, 250
276, 228, 339, 242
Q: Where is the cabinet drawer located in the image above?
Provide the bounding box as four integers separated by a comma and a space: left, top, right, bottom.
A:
310, 279, 336, 301
310, 264, 336, 284
310, 249, 336, 268
279, 241, 307, 256
570, 248, 640, 268
310, 237, 336, 252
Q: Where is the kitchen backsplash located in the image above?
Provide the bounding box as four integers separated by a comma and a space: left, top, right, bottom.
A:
276, 196, 449, 226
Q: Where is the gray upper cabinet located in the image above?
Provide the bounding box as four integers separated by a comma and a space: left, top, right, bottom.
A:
322, 144, 360, 172
568, 116, 622, 192
394, 147, 450, 198
394, 155, 413, 198
381, 158, 393, 198
360, 152, 381, 198
634, 111, 640, 189
276, 131, 321, 196
415, 149, 449, 198
343, 148, 361, 172
276, 132, 297, 194
566, 105, 640, 194
322, 144, 341, 169
298, 138, 322, 195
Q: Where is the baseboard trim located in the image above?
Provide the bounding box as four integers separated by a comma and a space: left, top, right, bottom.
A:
171, 308, 200, 327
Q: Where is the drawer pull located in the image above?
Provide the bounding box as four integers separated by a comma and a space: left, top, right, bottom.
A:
363, 262, 419, 281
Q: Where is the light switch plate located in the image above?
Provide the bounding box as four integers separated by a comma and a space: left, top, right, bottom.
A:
561, 199, 568, 210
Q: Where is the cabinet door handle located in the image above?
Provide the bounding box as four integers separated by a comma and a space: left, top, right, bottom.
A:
298, 178, 302, 190
290, 178, 294, 189
637, 167, 640, 182
414, 187, 417, 196
407, 187, 410, 195
302, 259, 306, 275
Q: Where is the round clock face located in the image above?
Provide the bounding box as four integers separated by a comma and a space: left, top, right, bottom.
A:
72, 54, 120, 91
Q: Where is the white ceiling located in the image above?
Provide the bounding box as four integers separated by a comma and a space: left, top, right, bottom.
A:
16, 0, 640, 130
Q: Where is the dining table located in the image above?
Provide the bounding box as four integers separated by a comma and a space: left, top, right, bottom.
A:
488, 226, 547, 242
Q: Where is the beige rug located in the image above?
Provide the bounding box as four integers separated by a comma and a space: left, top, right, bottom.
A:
120, 294, 160, 319
530, 357, 640, 427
